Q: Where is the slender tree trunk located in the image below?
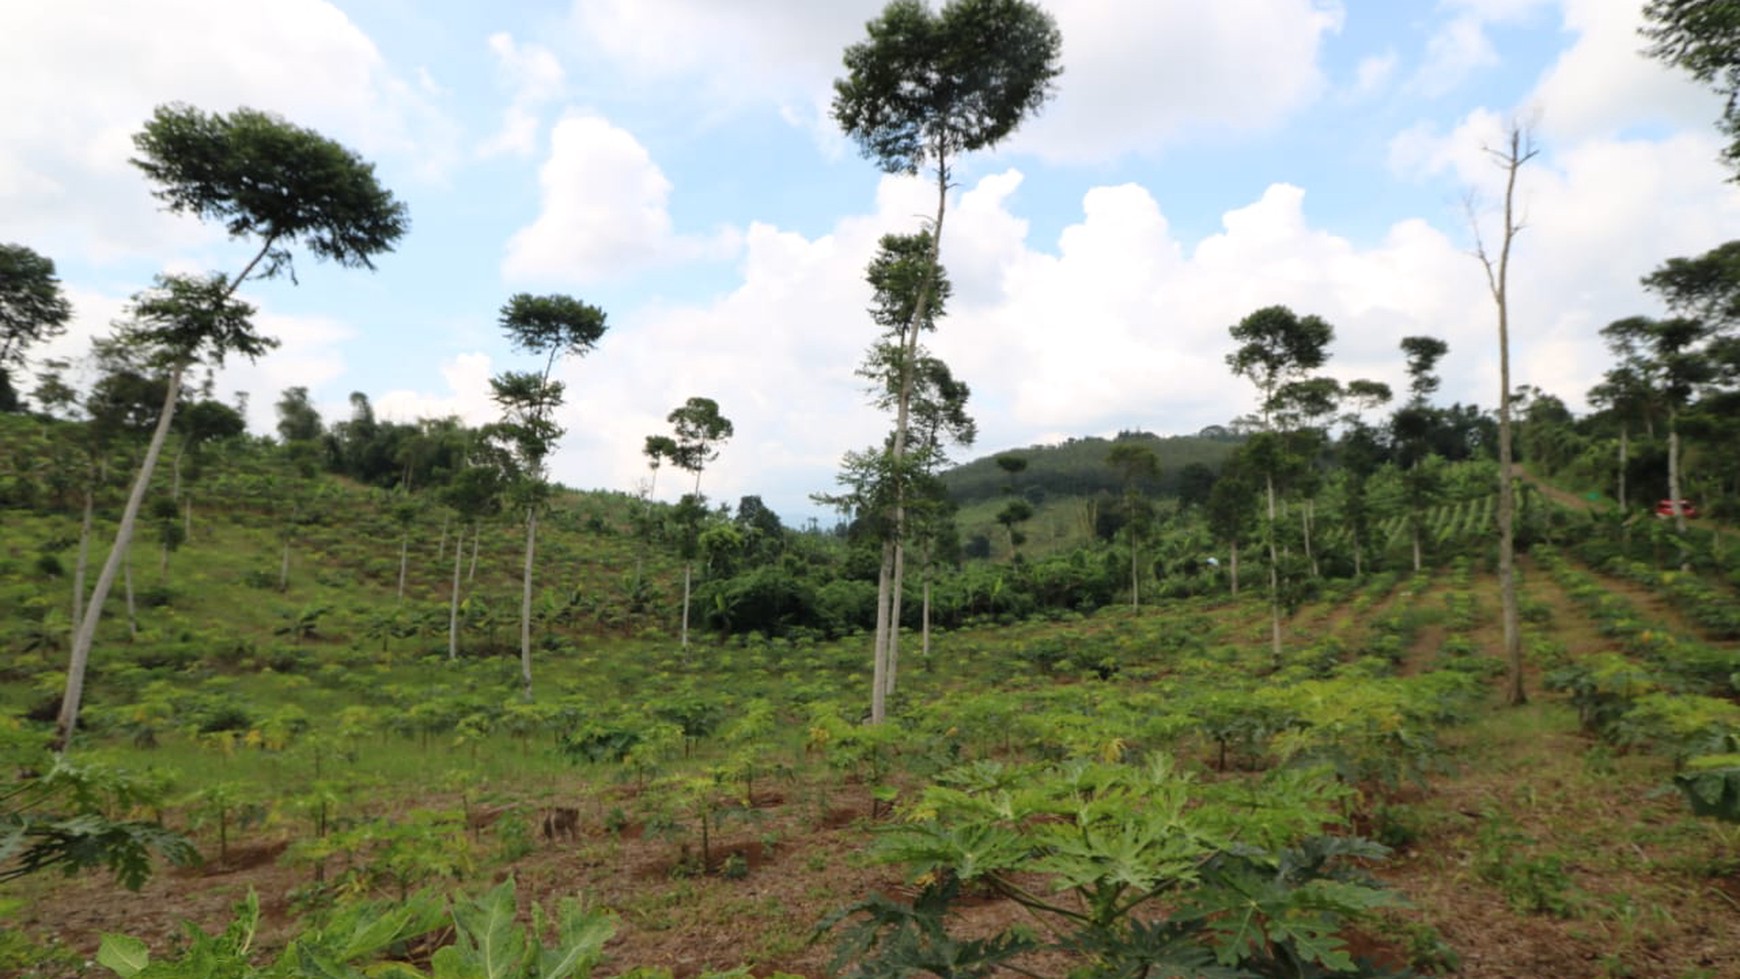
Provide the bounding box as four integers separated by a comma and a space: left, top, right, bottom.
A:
1668, 409, 1690, 571
1265, 474, 1282, 664
887, 537, 905, 701
123, 545, 138, 641
171, 442, 185, 500
1229, 539, 1240, 595
870, 541, 894, 724
680, 562, 693, 652
1618, 423, 1629, 510
921, 566, 932, 659
1475, 127, 1532, 708
520, 506, 537, 701
1412, 524, 1423, 573
1303, 500, 1318, 578
397, 534, 409, 601
54, 365, 184, 750
449, 525, 464, 662
438, 513, 449, 561
870, 144, 951, 724
1129, 520, 1140, 611
72, 488, 92, 634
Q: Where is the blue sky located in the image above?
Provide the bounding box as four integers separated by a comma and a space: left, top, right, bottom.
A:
5, 0, 1738, 521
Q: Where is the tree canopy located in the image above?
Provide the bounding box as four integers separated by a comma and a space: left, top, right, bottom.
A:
130, 103, 410, 279
833, 0, 1063, 176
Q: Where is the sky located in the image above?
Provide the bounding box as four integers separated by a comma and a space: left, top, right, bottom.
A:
5, 0, 1739, 522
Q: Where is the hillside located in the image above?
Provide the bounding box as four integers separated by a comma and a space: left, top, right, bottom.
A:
938, 429, 1240, 506
6, 412, 1740, 978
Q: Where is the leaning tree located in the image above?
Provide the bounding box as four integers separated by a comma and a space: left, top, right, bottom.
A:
54, 104, 407, 751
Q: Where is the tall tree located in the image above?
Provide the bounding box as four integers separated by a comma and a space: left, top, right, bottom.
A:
1226, 305, 1336, 664
834, 0, 1061, 724
492, 292, 607, 701
53, 104, 407, 751
1394, 336, 1450, 572
1602, 315, 1715, 540
1469, 124, 1536, 707
0, 243, 73, 412
664, 397, 733, 652
994, 454, 1033, 560
1337, 379, 1392, 578
1105, 443, 1159, 610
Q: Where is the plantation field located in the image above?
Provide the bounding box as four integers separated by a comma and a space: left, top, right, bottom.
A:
7, 472, 1740, 978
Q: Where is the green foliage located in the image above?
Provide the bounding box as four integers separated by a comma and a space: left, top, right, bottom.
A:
1674, 753, 1740, 823
827, 755, 1403, 977
96, 877, 608, 979
0, 755, 197, 890
131, 103, 409, 277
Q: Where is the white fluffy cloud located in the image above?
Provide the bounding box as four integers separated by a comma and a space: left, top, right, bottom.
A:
1010, 0, 1344, 162
478, 33, 567, 159
1528, 0, 1720, 143
0, 0, 453, 266
567, 0, 1342, 164
501, 113, 740, 284
516, 123, 1740, 517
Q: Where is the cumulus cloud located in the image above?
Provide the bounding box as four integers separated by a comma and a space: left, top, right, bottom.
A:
1527, 0, 1720, 143
501, 113, 740, 284
513, 126, 1740, 518
1009, 0, 1344, 162
567, 0, 1342, 164
478, 33, 567, 159
374, 354, 500, 428
0, 0, 454, 264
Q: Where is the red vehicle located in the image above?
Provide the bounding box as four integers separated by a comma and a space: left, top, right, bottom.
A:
1655, 499, 1699, 519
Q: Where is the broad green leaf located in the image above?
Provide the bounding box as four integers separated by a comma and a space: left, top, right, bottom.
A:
96, 933, 150, 978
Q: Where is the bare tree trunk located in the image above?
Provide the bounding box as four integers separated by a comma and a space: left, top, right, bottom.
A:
922, 577, 932, 659
870, 541, 894, 724
55, 366, 184, 750
1668, 409, 1690, 571
123, 545, 138, 641
1302, 500, 1319, 578
1229, 539, 1240, 595
680, 562, 693, 652
1617, 423, 1629, 510
520, 506, 537, 701
449, 525, 464, 662
279, 538, 291, 592
1473, 125, 1534, 708
72, 488, 92, 634
438, 513, 449, 562
887, 537, 906, 701
397, 534, 409, 601
1266, 474, 1282, 664
1130, 522, 1140, 611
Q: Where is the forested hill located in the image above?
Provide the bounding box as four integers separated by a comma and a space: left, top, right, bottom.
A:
939, 430, 1241, 506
